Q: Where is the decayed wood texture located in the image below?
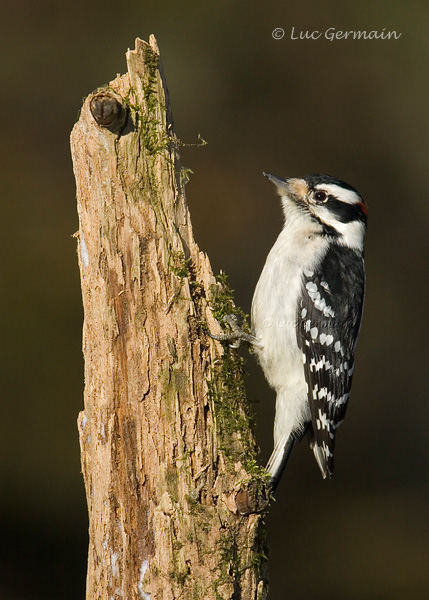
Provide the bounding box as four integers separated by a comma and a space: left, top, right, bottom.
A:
71, 37, 268, 600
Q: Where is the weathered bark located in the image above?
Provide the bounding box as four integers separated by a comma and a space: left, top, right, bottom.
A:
71, 36, 268, 600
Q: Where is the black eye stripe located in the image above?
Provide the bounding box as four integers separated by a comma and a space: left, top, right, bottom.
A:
310, 186, 367, 224
325, 197, 366, 223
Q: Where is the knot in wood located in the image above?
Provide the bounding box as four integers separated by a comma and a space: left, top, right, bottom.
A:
235, 481, 270, 515
90, 91, 126, 131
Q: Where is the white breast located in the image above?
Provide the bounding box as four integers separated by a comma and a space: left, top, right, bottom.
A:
251, 208, 328, 439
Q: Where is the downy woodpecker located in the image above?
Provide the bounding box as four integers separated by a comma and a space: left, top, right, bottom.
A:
214, 173, 367, 490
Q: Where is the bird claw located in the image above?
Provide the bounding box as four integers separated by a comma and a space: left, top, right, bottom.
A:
208, 313, 256, 348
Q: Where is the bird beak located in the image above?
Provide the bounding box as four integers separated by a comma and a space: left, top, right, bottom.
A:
263, 172, 308, 201
263, 172, 288, 191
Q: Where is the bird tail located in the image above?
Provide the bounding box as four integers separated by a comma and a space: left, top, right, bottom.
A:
265, 435, 296, 491
307, 427, 334, 479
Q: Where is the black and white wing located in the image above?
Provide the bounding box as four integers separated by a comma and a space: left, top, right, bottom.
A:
296, 244, 365, 478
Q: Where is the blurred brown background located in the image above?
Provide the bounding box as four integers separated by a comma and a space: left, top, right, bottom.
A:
1, 1, 428, 599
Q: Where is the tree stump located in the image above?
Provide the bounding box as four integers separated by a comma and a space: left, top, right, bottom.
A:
71, 36, 268, 600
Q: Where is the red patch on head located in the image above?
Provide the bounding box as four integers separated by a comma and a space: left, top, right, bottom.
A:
358, 201, 368, 217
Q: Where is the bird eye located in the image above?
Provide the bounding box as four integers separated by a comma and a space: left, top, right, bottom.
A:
314, 190, 328, 203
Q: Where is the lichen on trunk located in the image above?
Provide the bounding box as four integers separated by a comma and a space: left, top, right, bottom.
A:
71, 36, 269, 600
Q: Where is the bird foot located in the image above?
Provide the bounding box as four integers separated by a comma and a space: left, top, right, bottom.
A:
208, 313, 256, 348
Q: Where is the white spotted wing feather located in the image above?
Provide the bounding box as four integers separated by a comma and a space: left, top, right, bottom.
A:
297, 245, 365, 477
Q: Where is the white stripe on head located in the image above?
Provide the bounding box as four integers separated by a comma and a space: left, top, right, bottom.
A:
316, 206, 366, 250
315, 183, 362, 205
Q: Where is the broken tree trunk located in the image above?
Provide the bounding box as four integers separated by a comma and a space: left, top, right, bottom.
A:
71, 36, 268, 600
